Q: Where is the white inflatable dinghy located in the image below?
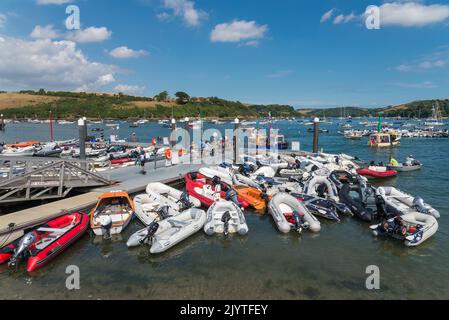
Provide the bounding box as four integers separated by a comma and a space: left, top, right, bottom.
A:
127, 208, 207, 253
204, 200, 249, 236
268, 193, 321, 234
376, 187, 440, 219
370, 212, 438, 247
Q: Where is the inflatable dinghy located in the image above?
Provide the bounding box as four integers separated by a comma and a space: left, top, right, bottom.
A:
146, 182, 201, 210
199, 167, 234, 186
278, 168, 304, 179
303, 175, 339, 202
356, 166, 397, 179
268, 193, 321, 234
185, 172, 249, 208
204, 200, 249, 236
0, 212, 88, 272
370, 213, 438, 247
292, 193, 352, 221
338, 184, 380, 222
127, 208, 207, 253
376, 187, 440, 219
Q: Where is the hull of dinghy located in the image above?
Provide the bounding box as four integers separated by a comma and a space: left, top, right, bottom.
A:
204, 201, 249, 236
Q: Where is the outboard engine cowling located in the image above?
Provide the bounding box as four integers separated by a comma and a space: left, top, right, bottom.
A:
412, 197, 427, 213
8, 232, 36, 267
225, 189, 240, 206
221, 211, 232, 236
157, 206, 171, 220
179, 191, 193, 209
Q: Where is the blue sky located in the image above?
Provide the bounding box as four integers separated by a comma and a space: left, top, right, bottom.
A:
1, 0, 449, 108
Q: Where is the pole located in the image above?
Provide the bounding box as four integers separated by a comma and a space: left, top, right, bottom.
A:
171, 118, 176, 150
267, 112, 272, 156
78, 118, 86, 161
49, 111, 54, 142
256, 120, 259, 156
313, 117, 320, 153
233, 118, 240, 164
184, 117, 191, 163
0, 114, 4, 132
377, 112, 383, 133
83, 117, 88, 141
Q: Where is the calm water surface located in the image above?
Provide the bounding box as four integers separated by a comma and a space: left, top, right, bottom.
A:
0, 120, 448, 299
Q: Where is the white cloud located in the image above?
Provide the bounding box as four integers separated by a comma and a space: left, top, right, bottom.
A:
210, 20, 268, 44
156, 12, 172, 22
66, 27, 112, 43
390, 81, 436, 89
36, 0, 73, 4
379, 2, 449, 27
396, 59, 447, 72
30, 25, 59, 39
109, 46, 148, 59
0, 36, 118, 91
320, 9, 335, 23
114, 84, 146, 95
0, 13, 7, 28
162, 0, 207, 27
333, 12, 357, 24
265, 70, 293, 79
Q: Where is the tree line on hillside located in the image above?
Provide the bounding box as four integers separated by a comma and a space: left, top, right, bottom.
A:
2, 90, 448, 119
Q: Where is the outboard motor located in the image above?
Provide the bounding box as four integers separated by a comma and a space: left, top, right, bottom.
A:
316, 184, 328, 198
212, 176, 221, 187
294, 159, 301, 169
375, 194, 388, 219
179, 191, 193, 209
101, 216, 113, 240
292, 212, 306, 234
140, 221, 160, 244
225, 189, 240, 206
8, 232, 36, 267
412, 197, 427, 213
221, 211, 232, 236
239, 163, 254, 177
157, 206, 171, 220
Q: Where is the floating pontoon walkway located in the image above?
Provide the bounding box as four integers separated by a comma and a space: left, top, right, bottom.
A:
0, 161, 203, 247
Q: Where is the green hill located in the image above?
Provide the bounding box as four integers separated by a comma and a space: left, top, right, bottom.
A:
0, 91, 447, 120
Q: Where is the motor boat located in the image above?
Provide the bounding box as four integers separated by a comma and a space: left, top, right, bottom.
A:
356, 166, 397, 179
204, 200, 249, 236
90, 191, 134, 236
268, 193, 321, 234
126, 208, 207, 253
0, 212, 89, 272
370, 213, 438, 247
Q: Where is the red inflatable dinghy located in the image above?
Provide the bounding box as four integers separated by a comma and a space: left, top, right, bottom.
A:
111, 158, 133, 165
0, 212, 89, 272
185, 172, 249, 208
356, 167, 397, 179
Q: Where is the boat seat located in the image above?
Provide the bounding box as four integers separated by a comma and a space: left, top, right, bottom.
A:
37, 227, 72, 234
167, 219, 190, 228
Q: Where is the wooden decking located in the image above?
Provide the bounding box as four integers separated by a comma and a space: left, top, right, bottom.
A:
0, 161, 203, 247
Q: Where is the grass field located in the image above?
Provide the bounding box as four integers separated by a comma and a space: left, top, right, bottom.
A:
0, 93, 61, 110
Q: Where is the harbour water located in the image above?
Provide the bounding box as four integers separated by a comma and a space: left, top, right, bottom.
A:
0, 120, 448, 300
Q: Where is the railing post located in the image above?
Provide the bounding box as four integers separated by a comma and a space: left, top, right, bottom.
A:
313, 117, 320, 153
233, 118, 240, 164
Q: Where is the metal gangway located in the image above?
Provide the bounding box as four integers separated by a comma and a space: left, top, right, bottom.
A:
0, 156, 112, 204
